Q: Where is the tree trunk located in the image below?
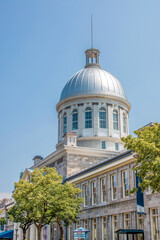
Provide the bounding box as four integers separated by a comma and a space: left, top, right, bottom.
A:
23, 229, 26, 240
57, 218, 63, 240
37, 226, 42, 240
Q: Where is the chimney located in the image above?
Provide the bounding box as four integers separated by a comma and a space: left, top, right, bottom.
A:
64, 132, 77, 147
33, 155, 43, 165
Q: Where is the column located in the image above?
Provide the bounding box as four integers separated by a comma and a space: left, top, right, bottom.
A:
93, 104, 98, 136
108, 104, 113, 137
30, 224, 36, 240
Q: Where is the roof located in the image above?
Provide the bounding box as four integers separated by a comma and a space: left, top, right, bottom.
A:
60, 67, 127, 102
65, 150, 132, 182
116, 229, 144, 234
0, 230, 14, 239
0, 193, 12, 201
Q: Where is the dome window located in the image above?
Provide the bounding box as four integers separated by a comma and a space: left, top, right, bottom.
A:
63, 113, 67, 134
113, 110, 118, 130
72, 109, 78, 130
85, 107, 92, 128
99, 107, 107, 128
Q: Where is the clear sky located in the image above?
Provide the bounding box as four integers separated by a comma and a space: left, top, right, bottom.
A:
0, 0, 160, 193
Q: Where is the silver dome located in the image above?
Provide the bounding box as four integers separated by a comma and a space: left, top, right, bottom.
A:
60, 67, 127, 101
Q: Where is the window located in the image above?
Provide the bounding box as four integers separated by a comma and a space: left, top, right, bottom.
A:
72, 109, 78, 130
115, 143, 119, 151
63, 113, 67, 134
92, 218, 97, 240
102, 141, 106, 149
113, 110, 118, 130
137, 213, 144, 240
100, 178, 106, 203
91, 181, 96, 205
123, 114, 126, 133
102, 217, 107, 240
83, 184, 88, 207
112, 215, 118, 240
84, 219, 88, 229
99, 107, 106, 128
137, 213, 144, 229
124, 213, 130, 229
111, 174, 117, 200
122, 170, 129, 197
85, 107, 92, 128
124, 213, 130, 240
151, 208, 159, 240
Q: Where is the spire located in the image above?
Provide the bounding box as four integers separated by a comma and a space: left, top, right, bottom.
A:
91, 13, 93, 48
84, 15, 101, 69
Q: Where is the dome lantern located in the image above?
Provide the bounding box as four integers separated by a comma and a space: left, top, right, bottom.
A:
85, 48, 101, 69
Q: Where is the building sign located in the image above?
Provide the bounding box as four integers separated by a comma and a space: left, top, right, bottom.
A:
136, 173, 144, 214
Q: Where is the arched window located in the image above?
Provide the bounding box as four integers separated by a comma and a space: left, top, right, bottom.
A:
85, 107, 92, 128
63, 113, 67, 134
99, 107, 106, 128
113, 110, 118, 130
72, 109, 78, 130
123, 114, 126, 133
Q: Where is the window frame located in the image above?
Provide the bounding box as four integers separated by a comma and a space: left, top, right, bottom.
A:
122, 170, 129, 198
63, 112, 67, 134
85, 107, 92, 128
100, 178, 106, 203
99, 107, 107, 128
102, 216, 107, 240
123, 114, 126, 133
91, 181, 97, 205
150, 208, 159, 240
72, 109, 78, 130
102, 141, 106, 149
111, 174, 117, 200
112, 215, 118, 240
83, 184, 88, 207
113, 110, 118, 130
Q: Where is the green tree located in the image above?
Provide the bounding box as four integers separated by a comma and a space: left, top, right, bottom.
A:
122, 122, 160, 193
12, 167, 83, 240
8, 204, 33, 240
0, 217, 7, 231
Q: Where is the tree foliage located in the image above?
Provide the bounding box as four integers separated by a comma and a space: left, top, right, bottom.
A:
122, 122, 160, 193
11, 167, 83, 240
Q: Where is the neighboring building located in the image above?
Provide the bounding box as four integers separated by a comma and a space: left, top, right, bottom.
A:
16, 47, 160, 240
0, 193, 14, 233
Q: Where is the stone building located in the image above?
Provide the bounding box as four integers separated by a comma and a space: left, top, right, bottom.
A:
17, 47, 159, 240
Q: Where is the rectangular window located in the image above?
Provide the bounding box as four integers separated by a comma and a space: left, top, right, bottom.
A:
137, 214, 144, 240
92, 218, 97, 240
84, 219, 88, 229
124, 213, 130, 229
102, 217, 107, 240
122, 170, 129, 198
111, 174, 117, 200
83, 184, 88, 207
91, 181, 96, 205
100, 178, 106, 203
102, 141, 106, 149
115, 143, 119, 151
112, 215, 118, 240
151, 208, 159, 240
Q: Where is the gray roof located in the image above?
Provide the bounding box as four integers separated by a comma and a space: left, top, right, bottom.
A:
60, 67, 127, 101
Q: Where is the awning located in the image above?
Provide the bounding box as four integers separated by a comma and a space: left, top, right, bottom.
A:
0, 230, 14, 239
116, 229, 144, 234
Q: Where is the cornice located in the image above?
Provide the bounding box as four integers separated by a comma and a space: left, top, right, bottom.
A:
56, 94, 131, 112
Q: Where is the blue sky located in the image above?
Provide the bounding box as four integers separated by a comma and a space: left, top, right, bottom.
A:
0, 0, 160, 193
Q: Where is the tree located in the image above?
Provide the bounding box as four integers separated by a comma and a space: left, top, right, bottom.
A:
0, 217, 7, 231
122, 122, 160, 193
12, 167, 83, 240
55, 182, 83, 240
8, 204, 33, 240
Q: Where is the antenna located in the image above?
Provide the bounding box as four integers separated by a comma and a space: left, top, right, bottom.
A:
91, 14, 93, 48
